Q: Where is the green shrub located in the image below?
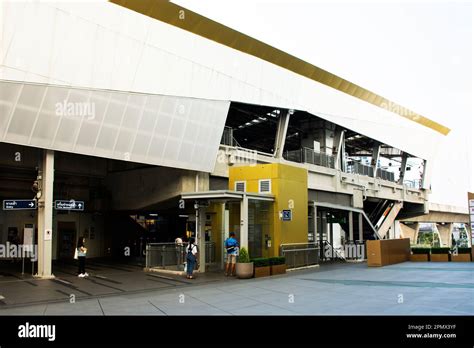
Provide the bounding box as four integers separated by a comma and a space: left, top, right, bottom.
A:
453, 247, 471, 254
238, 247, 250, 263
431, 247, 450, 254
411, 248, 430, 254
251, 258, 270, 267
269, 257, 286, 266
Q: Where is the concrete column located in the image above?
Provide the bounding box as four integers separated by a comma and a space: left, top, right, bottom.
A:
196, 206, 206, 273
329, 217, 334, 258
273, 109, 292, 158
220, 203, 227, 270
398, 153, 409, 184
371, 142, 381, 178
319, 210, 325, 260
36, 150, 54, 279
414, 222, 420, 244
240, 194, 249, 250
313, 204, 318, 243
421, 159, 431, 190
348, 211, 354, 242
334, 129, 345, 171
358, 213, 363, 242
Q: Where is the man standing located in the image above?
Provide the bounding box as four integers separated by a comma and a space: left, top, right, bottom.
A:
224, 232, 239, 276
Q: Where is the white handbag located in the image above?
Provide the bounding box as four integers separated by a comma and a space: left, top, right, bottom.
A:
73, 248, 78, 260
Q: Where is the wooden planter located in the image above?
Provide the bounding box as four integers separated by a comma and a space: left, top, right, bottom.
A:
451, 254, 471, 262
254, 266, 271, 278
271, 264, 287, 275
410, 254, 429, 262
430, 254, 449, 262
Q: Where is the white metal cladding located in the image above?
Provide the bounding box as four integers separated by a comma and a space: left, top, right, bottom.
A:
0, 81, 230, 172
0, 1, 441, 162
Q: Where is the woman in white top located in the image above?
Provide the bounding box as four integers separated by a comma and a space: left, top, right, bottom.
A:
185, 237, 199, 279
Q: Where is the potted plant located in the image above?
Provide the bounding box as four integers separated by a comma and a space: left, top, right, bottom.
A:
430, 247, 450, 262
269, 256, 286, 275
235, 247, 253, 279
410, 247, 430, 262
451, 247, 472, 262
252, 257, 271, 278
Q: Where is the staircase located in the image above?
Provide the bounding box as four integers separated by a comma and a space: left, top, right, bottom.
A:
375, 201, 403, 239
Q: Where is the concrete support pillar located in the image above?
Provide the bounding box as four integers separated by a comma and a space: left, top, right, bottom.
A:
358, 212, 363, 242
348, 211, 354, 242
240, 194, 249, 250
319, 210, 325, 260
398, 153, 409, 184
196, 206, 206, 273
421, 159, 431, 190
273, 109, 292, 158
371, 142, 381, 178
414, 222, 420, 244
221, 203, 228, 270
313, 204, 318, 243
36, 150, 54, 279
329, 217, 334, 258
334, 129, 346, 171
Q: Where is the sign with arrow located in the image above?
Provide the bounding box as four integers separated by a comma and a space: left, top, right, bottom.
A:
54, 200, 85, 211
3, 199, 37, 210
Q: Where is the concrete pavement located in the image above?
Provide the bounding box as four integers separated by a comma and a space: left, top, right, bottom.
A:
0, 261, 472, 315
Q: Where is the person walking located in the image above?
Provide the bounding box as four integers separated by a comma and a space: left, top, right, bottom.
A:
224, 232, 239, 276
76, 237, 88, 278
185, 237, 199, 279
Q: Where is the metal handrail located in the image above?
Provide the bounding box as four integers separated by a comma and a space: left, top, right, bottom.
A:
280, 242, 320, 269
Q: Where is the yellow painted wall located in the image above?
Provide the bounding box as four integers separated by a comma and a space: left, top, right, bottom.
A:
229, 163, 308, 257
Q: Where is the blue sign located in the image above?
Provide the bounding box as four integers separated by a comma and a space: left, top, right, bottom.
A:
54, 200, 85, 211
282, 210, 292, 221
3, 199, 37, 210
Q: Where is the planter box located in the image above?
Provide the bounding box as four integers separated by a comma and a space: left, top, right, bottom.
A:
410, 254, 429, 262
367, 239, 410, 267
430, 254, 449, 262
236, 262, 254, 279
254, 266, 271, 278
451, 254, 471, 262
271, 264, 287, 275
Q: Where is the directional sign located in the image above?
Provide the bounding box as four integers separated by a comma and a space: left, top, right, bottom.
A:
54, 200, 85, 211
282, 210, 292, 221
3, 199, 37, 210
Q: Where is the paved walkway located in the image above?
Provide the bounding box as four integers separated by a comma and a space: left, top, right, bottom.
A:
0, 261, 472, 315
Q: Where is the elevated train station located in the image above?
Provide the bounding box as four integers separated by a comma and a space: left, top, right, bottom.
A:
0, 0, 466, 278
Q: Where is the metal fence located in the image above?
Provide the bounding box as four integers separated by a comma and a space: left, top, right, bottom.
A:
145, 242, 216, 270
403, 179, 422, 189
280, 242, 320, 269
220, 126, 234, 146
346, 161, 374, 177
284, 148, 335, 169
376, 168, 395, 182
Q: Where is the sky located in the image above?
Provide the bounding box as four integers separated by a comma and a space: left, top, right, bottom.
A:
174, 0, 473, 208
